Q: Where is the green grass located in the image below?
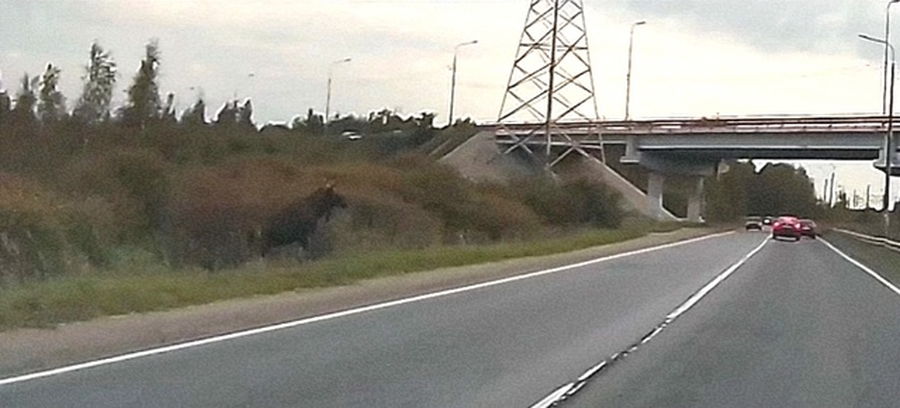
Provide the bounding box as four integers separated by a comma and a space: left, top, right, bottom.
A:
0, 223, 702, 332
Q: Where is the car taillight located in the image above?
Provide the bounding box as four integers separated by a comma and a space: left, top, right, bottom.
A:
773, 222, 780, 228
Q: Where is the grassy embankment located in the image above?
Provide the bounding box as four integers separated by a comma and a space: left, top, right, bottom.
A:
0, 220, 700, 332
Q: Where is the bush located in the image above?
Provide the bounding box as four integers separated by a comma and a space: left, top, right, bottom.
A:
55, 149, 172, 246
512, 176, 624, 229
0, 174, 80, 283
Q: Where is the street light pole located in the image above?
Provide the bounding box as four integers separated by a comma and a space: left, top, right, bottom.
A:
884, 0, 900, 114
625, 20, 646, 121
860, 34, 896, 227
325, 58, 351, 130
888, 61, 896, 216
449, 40, 478, 127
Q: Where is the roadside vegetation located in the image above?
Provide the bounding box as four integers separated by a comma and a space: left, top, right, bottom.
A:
0, 40, 842, 332
0, 40, 694, 331
0, 223, 692, 330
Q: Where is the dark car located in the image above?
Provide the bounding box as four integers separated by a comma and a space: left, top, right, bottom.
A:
771, 216, 802, 241
798, 219, 817, 239
744, 216, 763, 231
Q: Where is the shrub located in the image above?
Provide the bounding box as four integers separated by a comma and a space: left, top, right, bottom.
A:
55, 149, 173, 246
0, 174, 74, 283
512, 176, 624, 229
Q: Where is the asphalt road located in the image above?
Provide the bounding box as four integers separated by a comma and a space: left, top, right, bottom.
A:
0, 231, 815, 407
563, 235, 900, 408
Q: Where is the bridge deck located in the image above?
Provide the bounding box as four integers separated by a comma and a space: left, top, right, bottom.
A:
487, 114, 896, 163
485, 114, 891, 135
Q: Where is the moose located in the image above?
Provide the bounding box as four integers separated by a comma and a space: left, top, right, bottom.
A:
257, 183, 347, 257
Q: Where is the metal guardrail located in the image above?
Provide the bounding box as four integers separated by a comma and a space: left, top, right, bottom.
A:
833, 228, 900, 252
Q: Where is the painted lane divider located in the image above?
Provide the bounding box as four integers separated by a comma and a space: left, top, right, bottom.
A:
0, 231, 736, 387
531, 237, 769, 408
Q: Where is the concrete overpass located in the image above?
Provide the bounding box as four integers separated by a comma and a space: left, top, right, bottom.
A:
483, 115, 899, 222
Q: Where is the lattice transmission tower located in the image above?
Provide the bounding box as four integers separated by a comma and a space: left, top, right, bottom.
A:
498, 0, 601, 166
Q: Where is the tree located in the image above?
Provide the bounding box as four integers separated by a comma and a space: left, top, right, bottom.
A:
122, 40, 162, 128
214, 100, 238, 126
705, 161, 818, 221
705, 161, 754, 221
37, 63, 67, 124
10, 73, 38, 127
291, 108, 323, 134
0, 90, 10, 126
73, 42, 117, 124
237, 99, 254, 129
749, 163, 817, 217
181, 97, 207, 126
161, 92, 177, 124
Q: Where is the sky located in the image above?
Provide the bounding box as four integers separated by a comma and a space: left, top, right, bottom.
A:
0, 0, 896, 207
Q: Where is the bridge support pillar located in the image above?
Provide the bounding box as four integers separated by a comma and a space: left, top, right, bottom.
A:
686, 177, 705, 223
622, 136, 640, 163
647, 172, 667, 220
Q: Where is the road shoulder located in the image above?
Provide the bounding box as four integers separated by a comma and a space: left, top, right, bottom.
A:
0, 227, 725, 378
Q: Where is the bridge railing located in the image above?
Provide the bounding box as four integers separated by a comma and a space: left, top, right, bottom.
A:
485, 114, 892, 135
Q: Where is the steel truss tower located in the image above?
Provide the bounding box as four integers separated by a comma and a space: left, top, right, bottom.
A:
498, 0, 601, 167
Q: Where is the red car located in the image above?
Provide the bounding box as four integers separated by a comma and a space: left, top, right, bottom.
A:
771, 216, 802, 241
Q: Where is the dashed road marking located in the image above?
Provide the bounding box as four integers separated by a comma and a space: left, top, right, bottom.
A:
531, 236, 769, 407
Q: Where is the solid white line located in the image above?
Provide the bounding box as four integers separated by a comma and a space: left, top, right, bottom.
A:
822, 238, 900, 297
0, 230, 735, 387
666, 237, 769, 321
530, 383, 574, 408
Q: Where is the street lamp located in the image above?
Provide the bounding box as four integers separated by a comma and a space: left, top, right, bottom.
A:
325, 58, 352, 129
860, 34, 896, 218
883, 0, 900, 114
448, 40, 478, 126
625, 20, 646, 121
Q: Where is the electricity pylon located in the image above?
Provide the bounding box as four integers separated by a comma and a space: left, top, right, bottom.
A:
497, 0, 601, 167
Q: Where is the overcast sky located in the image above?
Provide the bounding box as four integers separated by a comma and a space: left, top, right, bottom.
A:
0, 0, 896, 206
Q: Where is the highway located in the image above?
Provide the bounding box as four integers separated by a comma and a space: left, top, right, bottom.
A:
562, 235, 900, 408
2, 231, 896, 407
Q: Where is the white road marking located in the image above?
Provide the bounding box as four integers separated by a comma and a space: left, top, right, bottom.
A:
822, 238, 900, 297
666, 238, 769, 321
0, 231, 736, 386
530, 235, 768, 407
531, 383, 575, 408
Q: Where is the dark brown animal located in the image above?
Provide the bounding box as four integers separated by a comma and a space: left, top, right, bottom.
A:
259, 185, 347, 256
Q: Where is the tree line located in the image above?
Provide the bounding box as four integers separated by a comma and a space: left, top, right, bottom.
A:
0, 40, 436, 144
704, 161, 825, 222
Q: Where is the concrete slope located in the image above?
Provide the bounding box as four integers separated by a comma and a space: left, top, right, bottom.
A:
439, 130, 678, 220
573, 156, 679, 221
438, 130, 540, 183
